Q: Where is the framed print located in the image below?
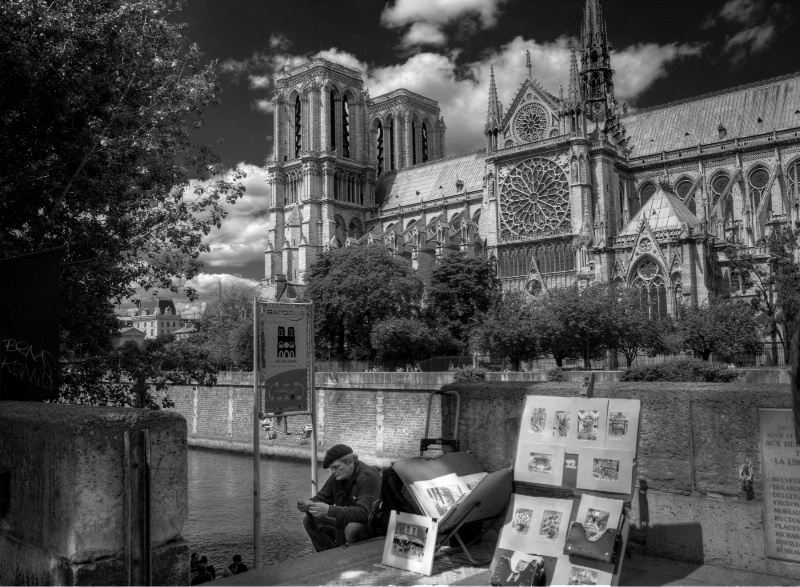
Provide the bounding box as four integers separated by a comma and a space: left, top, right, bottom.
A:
605, 399, 640, 453
550, 557, 614, 586
498, 494, 573, 556
382, 511, 438, 576
490, 550, 544, 586
408, 473, 469, 518
574, 495, 624, 541
514, 442, 566, 487
575, 447, 635, 494
520, 396, 574, 446
567, 399, 608, 452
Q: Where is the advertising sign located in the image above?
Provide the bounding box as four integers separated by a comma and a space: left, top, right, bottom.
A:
261, 302, 311, 414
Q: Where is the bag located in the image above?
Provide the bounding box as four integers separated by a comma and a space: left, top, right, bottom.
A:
367, 467, 415, 537
563, 521, 621, 564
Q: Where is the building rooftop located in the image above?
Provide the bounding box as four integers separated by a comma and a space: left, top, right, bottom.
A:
376, 149, 486, 212
618, 186, 701, 237
623, 70, 800, 158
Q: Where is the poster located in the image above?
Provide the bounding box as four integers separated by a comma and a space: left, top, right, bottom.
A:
550, 556, 614, 586
567, 399, 609, 452
261, 302, 312, 414
575, 447, 635, 494
382, 511, 438, 576
574, 495, 623, 541
605, 399, 641, 452
408, 473, 469, 518
514, 442, 566, 486
520, 396, 574, 446
498, 494, 574, 557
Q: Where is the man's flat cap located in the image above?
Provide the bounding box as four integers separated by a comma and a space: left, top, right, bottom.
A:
323, 444, 353, 469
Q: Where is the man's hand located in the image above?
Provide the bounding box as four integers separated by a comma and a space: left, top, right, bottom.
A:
307, 502, 330, 517
296, 499, 311, 513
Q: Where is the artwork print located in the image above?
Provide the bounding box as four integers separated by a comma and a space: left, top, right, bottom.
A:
584, 508, 610, 541
491, 552, 543, 587
538, 510, 563, 541
577, 410, 599, 441
553, 411, 570, 438
529, 407, 546, 433
569, 566, 599, 585
512, 508, 533, 536
528, 452, 552, 474
607, 412, 629, 440
391, 521, 428, 562
592, 458, 620, 481
426, 485, 463, 516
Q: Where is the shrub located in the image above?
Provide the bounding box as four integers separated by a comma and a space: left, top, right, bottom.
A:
621, 359, 740, 382
452, 366, 487, 382
546, 367, 566, 382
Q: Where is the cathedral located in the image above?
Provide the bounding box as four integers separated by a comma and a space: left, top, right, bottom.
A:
262, 0, 800, 319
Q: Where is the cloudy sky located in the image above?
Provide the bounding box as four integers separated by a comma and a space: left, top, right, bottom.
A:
139, 0, 799, 314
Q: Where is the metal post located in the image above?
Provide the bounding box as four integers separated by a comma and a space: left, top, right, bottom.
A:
123, 429, 151, 586
252, 297, 262, 569
309, 303, 318, 496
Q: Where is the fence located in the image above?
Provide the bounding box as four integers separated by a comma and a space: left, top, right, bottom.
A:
315, 355, 474, 373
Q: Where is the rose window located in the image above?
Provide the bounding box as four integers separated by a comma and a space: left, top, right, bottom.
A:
514, 103, 549, 143
499, 158, 571, 241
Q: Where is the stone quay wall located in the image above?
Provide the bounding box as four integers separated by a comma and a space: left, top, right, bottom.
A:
0, 402, 188, 586
440, 381, 799, 580
167, 371, 443, 467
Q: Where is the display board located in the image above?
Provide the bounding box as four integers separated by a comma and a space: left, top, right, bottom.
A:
260, 302, 312, 414
490, 395, 641, 587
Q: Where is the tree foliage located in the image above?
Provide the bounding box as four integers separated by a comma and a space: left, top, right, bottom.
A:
0, 0, 244, 356
60, 335, 217, 408
606, 287, 659, 367
304, 244, 424, 360
472, 291, 537, 371
196, 283, 256, 369
426, 252, 500, 346
678, 296, 764, 361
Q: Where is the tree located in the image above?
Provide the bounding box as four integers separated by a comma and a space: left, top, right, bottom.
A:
0, 0, 245, 357
370, 318, 434, 361
607, 287, 658, 367
472, 291, 537, 371
60, 335, 217, 408
305, 244, 424, 360
426, 252, 500, 346
198, 283, 256, 369
536, 283, 615, 369
679, 297, 764, 361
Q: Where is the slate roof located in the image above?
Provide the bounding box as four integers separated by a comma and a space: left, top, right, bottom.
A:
617, 187, 701, 237
138, 297, 176, 316
376, 149, 486, 213
623, 71, 800, 158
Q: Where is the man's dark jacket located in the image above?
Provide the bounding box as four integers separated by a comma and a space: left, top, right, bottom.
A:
310, 461, 381, 529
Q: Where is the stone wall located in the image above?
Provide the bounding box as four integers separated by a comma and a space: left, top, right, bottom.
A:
167, 371, 443, 466
440, 381, 800, 580
0, 402, 188, 585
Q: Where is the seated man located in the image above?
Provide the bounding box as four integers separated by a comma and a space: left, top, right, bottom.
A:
297, 444, 381, 552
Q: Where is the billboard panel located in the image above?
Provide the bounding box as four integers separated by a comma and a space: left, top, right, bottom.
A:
261, 303, 311, 414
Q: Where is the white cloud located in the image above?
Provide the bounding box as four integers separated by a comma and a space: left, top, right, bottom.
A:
198, 163, 270, 269
401, 22, 450, 48
719, 0, 765, 25
724, 22, 776, 62
249, 75, 271, 89
381, 0, 508, 48
254, 99, 274, 114
613, 42, 706, 103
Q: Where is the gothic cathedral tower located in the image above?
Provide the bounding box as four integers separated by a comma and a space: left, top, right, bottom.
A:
265, 58, 375, 292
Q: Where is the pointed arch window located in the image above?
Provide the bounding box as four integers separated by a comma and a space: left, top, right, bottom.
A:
412, 121, 417, 165
789, 160, 800, 199
631, 258, 668, 320
376, 121, 384, 175
749, 167, 770, 211
330, 91, 337, 151
422, 123, 429, 162
294, 95, 302, 158
389, 118, 396, 171
676, 179, 695, 215
639, 182, 657, 208
618, 181, 625, 220
711, 174, 731, 221
341, 95, 350, 158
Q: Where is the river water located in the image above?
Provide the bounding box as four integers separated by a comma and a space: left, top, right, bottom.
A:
183, 448, 330, 570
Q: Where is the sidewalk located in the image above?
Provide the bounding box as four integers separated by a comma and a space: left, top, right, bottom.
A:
213, 536, 797, 586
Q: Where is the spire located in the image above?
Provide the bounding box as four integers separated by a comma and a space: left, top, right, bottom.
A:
525, 49, 532, 79
579, 0, 614, 124
485, 65, 501, 134
567, 43, 580, 108
582, 0, 607, 49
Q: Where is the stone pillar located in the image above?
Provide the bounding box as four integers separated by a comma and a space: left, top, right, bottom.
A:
375, 390, 384, 459
320, 85, 330, 153
404, 111, 413, 169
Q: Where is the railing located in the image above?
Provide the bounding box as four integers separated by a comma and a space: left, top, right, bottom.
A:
316, 355, 474, 373
492, 134, 572, 156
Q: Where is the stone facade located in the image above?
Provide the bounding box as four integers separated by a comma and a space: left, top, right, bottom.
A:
262, 0, 800, 318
